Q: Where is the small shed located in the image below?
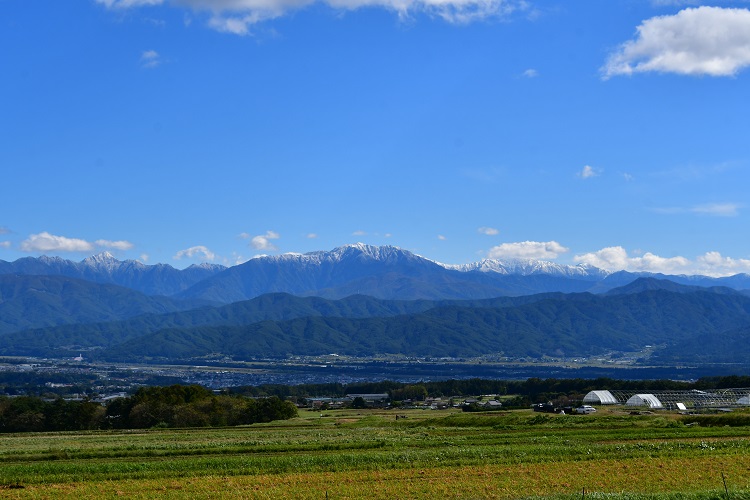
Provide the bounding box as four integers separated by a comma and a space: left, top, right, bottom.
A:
583, 390, 618, 405
626, 393, 664, 409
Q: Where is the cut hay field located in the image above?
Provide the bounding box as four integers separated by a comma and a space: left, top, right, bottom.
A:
1, 407, 750, 499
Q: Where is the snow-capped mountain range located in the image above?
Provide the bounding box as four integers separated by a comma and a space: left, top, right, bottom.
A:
441, 257, 610, 280
0, 251, 226, 296
2, 243, 749, 302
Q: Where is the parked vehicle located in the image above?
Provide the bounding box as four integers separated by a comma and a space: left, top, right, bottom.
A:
532, 403, 557, 413
575, 405, 597, 414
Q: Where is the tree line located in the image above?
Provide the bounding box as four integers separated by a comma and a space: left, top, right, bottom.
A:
2, 375, 749, 433
230, 375, 750, 404
0, 385, 297, 433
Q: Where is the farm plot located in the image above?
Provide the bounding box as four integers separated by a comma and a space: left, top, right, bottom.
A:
1, 408, 749, 499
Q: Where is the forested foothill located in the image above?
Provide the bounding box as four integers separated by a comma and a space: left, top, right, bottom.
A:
5, 276, 750, 366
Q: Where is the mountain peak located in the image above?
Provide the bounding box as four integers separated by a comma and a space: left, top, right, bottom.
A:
186, 262, 227, 272
82, 251, 119, 270
37, 255, 66, 264
257, 244, 419, 266
85, 251, 116, 262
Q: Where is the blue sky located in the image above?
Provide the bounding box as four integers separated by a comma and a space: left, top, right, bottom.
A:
2, 0, 750, 276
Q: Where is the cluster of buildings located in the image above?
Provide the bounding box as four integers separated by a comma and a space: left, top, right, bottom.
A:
305, 394, 505, 410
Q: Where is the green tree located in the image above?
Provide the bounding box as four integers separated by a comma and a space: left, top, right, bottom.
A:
351, 397, 367, 409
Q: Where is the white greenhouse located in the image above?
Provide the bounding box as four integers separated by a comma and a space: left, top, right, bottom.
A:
625, 394, 664, 409
582, 390, 619, 405
580, 388, 750, 410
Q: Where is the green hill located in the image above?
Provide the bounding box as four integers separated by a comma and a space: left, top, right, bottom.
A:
0, 275, 206, 334
97, 288, 750, 362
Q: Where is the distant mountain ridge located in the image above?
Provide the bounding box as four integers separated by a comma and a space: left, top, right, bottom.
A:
0, 251, 226, 296
4, 245, 750, 366
174, 244, 616, 303
604, 277, 748, 297
174, 244, 750, 302
3, 244, 750, 303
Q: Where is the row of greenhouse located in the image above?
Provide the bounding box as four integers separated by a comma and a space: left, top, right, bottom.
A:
582, 388, 750, 410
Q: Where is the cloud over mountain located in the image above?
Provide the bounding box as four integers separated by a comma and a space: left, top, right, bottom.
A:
247, 230, 280, 250
174, 245, 217, 261
488, 241, 569, 260
19, 233, 136, 254
574, 246, 750, 277
20, 232, 95, 253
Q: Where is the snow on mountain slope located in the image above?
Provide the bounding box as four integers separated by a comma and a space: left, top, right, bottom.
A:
0, 252, 226, 296
440, 258, 610, 280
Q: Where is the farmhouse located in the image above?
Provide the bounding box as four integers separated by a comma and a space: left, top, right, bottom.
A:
345, 393, 389, 403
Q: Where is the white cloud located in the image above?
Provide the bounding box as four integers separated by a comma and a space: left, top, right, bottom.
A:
478, 226, 500, 236
578, 165, 599, 179
521, 68, 538, 78
140, 49, 161, 69
173, 245, 217, 261
574, 246, 750, 277
98, 0, 528, 34
0, 226, 9, 235
575, 246, 692, 274
96, 0, 163, 7
0, 241, 10, 249
696, 251, 750, 275
208, 14, 271, 35
488, 241, 569, 260
95, 239, 135, 250
20, 232, 95, 253
438, 234, 446, 240
139, 253, 150, 262
622, 172, 634, 181
691, 202, 742, 217
650, 0, 702, 6
603, 7, 750, 78
306, 233, 318, 239
574, 246, 631, 270
18, 232, 135, 253
652, 202, 742, 217
250, 230, 280, 250
352, 230, 367, 236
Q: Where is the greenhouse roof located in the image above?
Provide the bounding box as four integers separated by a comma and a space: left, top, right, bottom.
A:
583, 390, 618, 405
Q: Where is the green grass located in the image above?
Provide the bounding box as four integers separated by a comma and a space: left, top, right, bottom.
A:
1, 407, 750, 498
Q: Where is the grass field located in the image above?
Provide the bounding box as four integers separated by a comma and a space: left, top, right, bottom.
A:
1, 407, 750, 499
